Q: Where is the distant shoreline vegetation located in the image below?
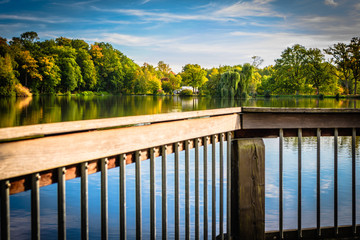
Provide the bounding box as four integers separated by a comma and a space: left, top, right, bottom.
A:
0, 32, 359, 98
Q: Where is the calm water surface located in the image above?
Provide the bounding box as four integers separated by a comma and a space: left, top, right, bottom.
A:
2, 95, 360, 239
1, 95, 359, 127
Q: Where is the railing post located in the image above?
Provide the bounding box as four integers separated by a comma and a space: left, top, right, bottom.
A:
231, 138, 265, 240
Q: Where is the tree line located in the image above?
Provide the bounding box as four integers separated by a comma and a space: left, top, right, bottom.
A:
0, 32, 359, 97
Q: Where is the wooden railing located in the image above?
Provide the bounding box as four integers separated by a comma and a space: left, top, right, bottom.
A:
0, 107, 360, 240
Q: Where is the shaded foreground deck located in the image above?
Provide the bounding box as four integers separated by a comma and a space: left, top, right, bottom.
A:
1, 107, 360, 239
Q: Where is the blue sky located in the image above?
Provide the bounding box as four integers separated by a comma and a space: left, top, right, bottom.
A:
0, 0, 359, 72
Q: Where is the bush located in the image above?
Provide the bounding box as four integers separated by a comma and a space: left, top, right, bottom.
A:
157, 89, 165, 95
240, 92, 249, 99
15, 83, 32, 97
318, 93, 324, 99
179, 89, 193, 96
264, 90, 271, 98
79, 91, 95, 96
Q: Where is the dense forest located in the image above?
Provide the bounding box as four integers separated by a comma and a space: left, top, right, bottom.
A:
0, 32, 359, 97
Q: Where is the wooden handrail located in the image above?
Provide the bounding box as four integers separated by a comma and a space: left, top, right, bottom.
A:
0, 113, 240, 181
0, 107, 242, 142
242, 107, 360, 113
1, 107, 359, 184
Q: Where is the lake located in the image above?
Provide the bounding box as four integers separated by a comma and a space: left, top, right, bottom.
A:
1, 95, 359, 128
2, 95, 360, 239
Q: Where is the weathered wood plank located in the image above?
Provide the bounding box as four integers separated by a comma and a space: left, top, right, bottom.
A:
0, 114, 240, 181
235, 128, 359, 138
242, 107, 360, 113
0, 107, 241, 141
231, 138, 265, 240
8, 134, 228, 195
242, 113, 360, 129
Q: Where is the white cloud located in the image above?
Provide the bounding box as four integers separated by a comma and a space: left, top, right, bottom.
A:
0, 14, 74, 23
324, 0, 339, 7
92, 0, 285, 24
92, 7, 235, 23
214, 0, 284, 18
355, 3, 360, 10
52, 0, 100, 7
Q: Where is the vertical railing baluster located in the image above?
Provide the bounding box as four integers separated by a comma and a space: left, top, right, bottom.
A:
81, 162, 89, 240
185, 140, 190, 240
212, 135, 216, 240
58, 167, 66, 240
175, 143, 180, 240
204, 136, 209, 240
279, 129, 284, 240
136, 151, 142, 240
150, 149, 156, 240
120, 154, 127, 240
219, 133, 224, 240
1, 180, 10, 240
31, 173, 40, 240
352, 128, 356, 235
298, 128, 302, 239
101, 158, 108, 240
334, 128, 338, 236
162, 146, 167, 239
195, 138, 200, 240
316, 128, 321, 238
226, 132, 231, 239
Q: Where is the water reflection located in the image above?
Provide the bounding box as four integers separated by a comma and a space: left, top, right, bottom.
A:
265, 136, 360, 231
1, 95, 360, 127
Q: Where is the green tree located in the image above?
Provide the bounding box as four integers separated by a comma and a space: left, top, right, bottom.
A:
141, 63, 162, 94
38, 56, 61, 93
16, 50, 42, 89
304, 48, 332, 95
20, 31, 40, 53
92, 42, 124, 93
52, 45, 82, 92
349, 37, 360, 94
157, 61, 171, 75
203, 67, 221, 95
121, 56, 139, 94
76, 49, 97, 90
181, 64, 208, 93
0, 54, 17, 96
324, 43, 353, 94
218, 70, 240, 98
0, 37, 11, 57
161, 73, 181, 94
274, 44, 307, 94
71, 39, 89, 50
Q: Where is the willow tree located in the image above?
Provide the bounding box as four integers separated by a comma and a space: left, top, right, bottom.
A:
218, 64, 254, 98
219, 70, 240, 98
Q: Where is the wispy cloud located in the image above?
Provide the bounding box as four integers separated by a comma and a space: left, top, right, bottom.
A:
0, 0, 9, 4
324, 0, 339, 7
92, 0, 284, 24
52, 0, 100, 7
92, 7, 235, 23
355, 3, 360, 10
214, 0, 284, 18
0, 14, 88, 24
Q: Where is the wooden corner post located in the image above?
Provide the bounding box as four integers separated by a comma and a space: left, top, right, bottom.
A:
231, 138, 265, 240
